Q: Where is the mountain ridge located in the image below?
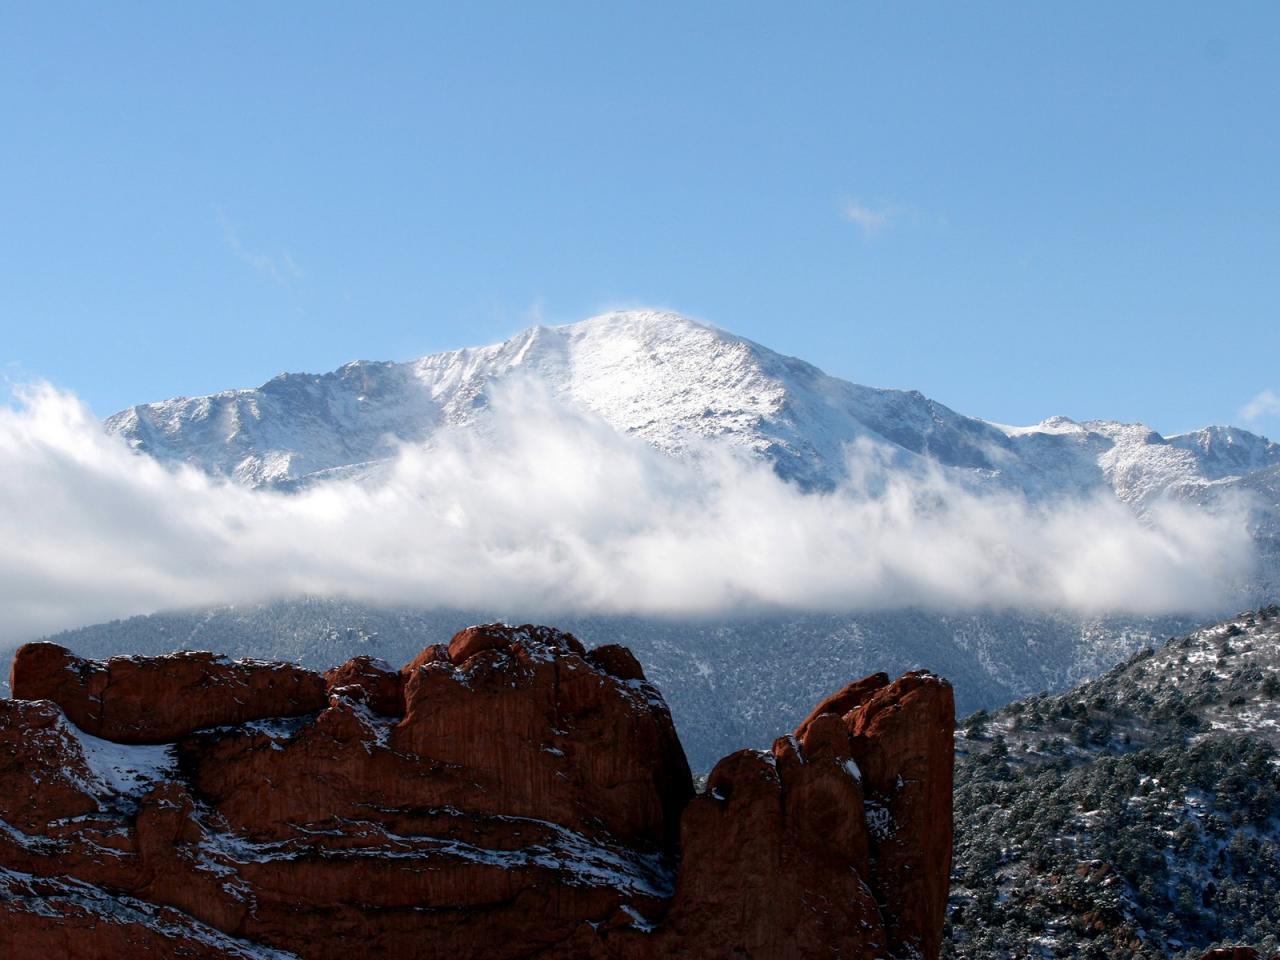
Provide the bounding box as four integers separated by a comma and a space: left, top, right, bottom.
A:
103, 311, 1280, 516
59, 310, 1278, 774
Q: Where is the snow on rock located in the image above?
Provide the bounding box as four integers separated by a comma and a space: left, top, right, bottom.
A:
9, 641, 328, 744
65, 723, 175, 800
0, 627, 955, 960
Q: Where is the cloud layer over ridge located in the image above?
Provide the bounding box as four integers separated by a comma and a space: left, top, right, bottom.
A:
0, 381, 1258, 648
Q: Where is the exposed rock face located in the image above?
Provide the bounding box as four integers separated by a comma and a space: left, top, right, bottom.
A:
11, 641, 328, 743
322, 654, 404, 717
1, 625, 954, 959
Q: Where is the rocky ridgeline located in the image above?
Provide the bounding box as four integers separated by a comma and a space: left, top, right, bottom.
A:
0, 624, 954, 960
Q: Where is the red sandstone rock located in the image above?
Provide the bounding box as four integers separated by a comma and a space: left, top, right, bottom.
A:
793, 670, 889, 740
9, 641, 328, 743
324, 654, 405, 716
447, 622, 587, 664
0, 865, 279, 960
399, 641, 449, 679
0, 626, 955, 960
0, 698, 100, 831
644, 671, 954, 960
846, 671, 956, 960
585, 643, 647, 682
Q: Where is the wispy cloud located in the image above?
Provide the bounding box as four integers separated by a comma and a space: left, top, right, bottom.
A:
1241, 389, 1280, 423
215, 208, 303, 285
0, 381, 1257, 648
840, 198, 894, 236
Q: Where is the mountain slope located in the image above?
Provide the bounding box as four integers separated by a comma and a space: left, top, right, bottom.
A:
103, 311, 1280, 521
73, 310, 1280, 774
9, 598, 1195, 772
946, 606, 1280, 959
104, 311, 1017, 490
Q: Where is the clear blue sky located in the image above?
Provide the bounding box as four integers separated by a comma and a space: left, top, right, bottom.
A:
2, 2, 1277, 435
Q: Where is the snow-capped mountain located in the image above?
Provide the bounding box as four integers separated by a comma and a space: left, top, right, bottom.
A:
55, 310, 1277, 770
105, 310, 1280, 528
104, 310, 1010, 490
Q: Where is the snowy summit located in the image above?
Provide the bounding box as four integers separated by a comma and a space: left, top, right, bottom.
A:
105, 310, 1280, 524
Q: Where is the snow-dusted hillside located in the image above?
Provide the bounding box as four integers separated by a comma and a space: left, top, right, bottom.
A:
947, 606, 1280, 958
103, 311, 1280, 521
104, 310, 1009, 489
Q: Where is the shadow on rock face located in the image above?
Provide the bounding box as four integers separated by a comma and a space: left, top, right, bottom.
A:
1, 623, 954, 960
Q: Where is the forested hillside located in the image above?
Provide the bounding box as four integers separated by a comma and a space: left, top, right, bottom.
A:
946, 606, 1280, 959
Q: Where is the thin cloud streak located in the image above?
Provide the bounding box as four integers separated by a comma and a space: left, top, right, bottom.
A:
215, 208, 303, 284
1241, 389, 1280, 423
840, 198, 893, 236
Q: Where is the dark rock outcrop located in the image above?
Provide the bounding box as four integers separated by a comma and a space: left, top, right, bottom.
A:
1, 625, 954, 959
11, 641, 328, 743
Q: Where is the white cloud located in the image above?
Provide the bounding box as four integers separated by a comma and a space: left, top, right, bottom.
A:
0, 381, 1258, 649
216, 209, 303, 284
1241, 388, 1280, 423
840, 198, 893, 236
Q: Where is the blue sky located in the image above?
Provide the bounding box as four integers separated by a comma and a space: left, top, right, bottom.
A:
1, 2, 1277, 435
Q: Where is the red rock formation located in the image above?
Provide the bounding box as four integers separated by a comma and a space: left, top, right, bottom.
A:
845, 672, 956, 960
636, 669, 954, 960
323, 654, 404, 716
10, 641, 328, 743
0, 625, 954, 959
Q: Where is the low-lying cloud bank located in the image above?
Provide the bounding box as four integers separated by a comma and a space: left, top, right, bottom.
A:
0, 382, 1258, 648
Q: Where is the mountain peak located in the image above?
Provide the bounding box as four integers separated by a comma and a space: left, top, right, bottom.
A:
101, 313, 1279, 552
556, 308, 721, 338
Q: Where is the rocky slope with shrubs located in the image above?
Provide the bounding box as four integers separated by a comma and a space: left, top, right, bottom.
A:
946, 606, 1280, 959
